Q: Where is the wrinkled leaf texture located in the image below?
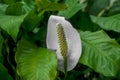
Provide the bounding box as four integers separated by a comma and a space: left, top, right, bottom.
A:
15, 39, 57, 80
80, 30, 120, 76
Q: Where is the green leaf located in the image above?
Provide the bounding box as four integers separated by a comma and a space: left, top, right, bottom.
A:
22, 11, 42, 32
0, 15, 26, 41
2, 0, 15, 4
0, 33, 4, 64
35, 0, 67, 12
80, 30, 120, 76
0, 4, 8, 15
70, 12, 99, 31
15, 39, 57, 80
91, 14, 120, 32
5, 2, 23, 15
107, 0, 120, 15
22, 0, 35, 13
0, 63, 13, 80
58, 0, 86, 19
48, 0, 58, 3
23, 0, 34, 6
87, 0, 109, 15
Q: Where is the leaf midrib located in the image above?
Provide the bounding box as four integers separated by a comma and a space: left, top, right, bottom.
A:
82, 37, 119, 74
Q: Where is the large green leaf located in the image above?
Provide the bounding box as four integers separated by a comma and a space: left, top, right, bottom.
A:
35, 0, 67, 12
58, 0, 86, 19
80, 30, 120, 76
0, 15, 26, 41
0, 63, 13, 80
15, 39, 57, 80
91, 14, 120, 32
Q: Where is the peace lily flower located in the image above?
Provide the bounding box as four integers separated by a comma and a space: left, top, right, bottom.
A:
46, 15, 82, 72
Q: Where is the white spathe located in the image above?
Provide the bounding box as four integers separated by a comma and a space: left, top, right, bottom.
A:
46, 15, 82, 71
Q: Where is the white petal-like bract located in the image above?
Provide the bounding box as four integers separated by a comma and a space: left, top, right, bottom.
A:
46, 15, 82, 71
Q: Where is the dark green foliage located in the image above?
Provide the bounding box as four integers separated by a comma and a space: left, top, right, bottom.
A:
0, 0, 120, 80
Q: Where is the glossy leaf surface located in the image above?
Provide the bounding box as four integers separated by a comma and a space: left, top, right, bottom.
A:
15, 39, 57, 80
80, 30, 120, 76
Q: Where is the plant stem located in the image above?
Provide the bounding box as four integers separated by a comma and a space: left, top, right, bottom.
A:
64, 57, 67, 77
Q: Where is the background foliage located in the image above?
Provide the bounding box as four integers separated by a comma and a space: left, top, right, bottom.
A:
0, 0, 120, 80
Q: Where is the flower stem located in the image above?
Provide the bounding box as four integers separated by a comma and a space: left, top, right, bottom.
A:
64, 57, 67, 77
